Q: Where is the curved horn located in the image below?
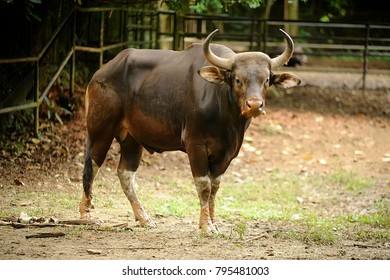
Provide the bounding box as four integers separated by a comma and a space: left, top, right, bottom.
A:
203, 29, 233, 70
271, 29, 294, 69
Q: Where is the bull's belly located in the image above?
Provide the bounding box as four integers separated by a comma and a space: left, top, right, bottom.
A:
123, 117, 184, 154
135, 132, 184, 153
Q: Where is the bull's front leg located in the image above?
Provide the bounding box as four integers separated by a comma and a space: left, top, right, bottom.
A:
209, 176, 221, 229
194, 176, 220, 235
187, 145, 221, 235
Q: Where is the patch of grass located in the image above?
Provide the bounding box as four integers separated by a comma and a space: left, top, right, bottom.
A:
1, 167, 387, 247
218, 170, 304, 221
275, 214, 341, 245
355, 229, 390, 242
347, 198, 390, 228
0, 190, 81, 218
303, 217, 339, 245
230, 221, 248, 240
328, 170, 375, 192
151, 198, 198, 218
348, 213, 390, 228
277, 227, 338, 245
215, 169, 388, 244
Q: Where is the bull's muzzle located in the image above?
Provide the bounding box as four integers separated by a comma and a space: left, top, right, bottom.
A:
244, 99, 266, 118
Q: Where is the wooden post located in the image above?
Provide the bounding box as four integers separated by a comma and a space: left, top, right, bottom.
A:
34, 61, 40, 136
284, 0, 299, 36
70, 9, 75, 99
99, 11, 105, 67
362, 24, 370, 90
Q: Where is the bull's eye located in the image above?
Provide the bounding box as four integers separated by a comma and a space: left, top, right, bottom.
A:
235, 78, 241, 85
265, 78, 269, 85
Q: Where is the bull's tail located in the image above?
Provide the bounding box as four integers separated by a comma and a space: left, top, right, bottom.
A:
83, 140, 93, 197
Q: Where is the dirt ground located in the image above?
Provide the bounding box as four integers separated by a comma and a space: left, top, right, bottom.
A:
0, 70, 389, 260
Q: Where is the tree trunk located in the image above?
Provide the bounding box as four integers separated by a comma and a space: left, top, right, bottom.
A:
284, 0, 299, 36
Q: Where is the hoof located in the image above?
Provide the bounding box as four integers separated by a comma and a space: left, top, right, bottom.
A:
80, 212, 92, 220
140, 219, 157, 228
79, 207, 93, 220
135, 213, 157, 228
200, 223, 221, 236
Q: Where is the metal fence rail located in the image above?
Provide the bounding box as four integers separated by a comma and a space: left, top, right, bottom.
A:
0, 7, 76, 135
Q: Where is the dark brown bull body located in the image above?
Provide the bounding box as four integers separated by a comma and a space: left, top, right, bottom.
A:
80, 29, 301, 234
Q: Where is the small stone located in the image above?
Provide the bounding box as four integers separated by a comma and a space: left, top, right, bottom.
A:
319, 159, 327, 165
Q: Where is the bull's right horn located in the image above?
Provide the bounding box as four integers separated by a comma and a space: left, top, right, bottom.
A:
203, 29, 233, 70
270, 29, 294, 69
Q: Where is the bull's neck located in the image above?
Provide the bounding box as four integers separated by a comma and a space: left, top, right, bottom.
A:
219, 85, 250, 130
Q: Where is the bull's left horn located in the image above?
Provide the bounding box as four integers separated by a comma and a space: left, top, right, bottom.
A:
203, 29, 233, 70
270, 29, 294, 69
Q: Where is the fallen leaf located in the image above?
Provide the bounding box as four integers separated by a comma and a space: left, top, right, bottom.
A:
14, 179, 25, 186
31, 138, 41, 144
303, 154, 313, 160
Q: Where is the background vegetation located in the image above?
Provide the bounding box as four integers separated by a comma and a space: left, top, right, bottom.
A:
0, 0, 388, 132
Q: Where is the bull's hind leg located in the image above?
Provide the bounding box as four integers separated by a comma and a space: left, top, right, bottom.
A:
80, 81, 122, 219
80, 135, 113, 219
117, 134, 156, 227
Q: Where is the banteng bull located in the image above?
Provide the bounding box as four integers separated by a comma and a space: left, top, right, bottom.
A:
80, 29, 301, 234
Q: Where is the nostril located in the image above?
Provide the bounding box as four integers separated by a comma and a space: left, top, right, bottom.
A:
246, 100, 263, 110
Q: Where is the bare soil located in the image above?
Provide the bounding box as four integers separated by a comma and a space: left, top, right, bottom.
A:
0, 70, 390, 260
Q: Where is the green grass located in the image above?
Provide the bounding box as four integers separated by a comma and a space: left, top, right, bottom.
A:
151, 197, 198, 218
215, 169, 386, 244
355, 229, 390, 242
328, 170, 375, 191
0, 168, 387, 245
347, 198, 390, 228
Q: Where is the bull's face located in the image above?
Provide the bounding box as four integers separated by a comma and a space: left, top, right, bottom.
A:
231, 56, 270, 118
199, 29, 301, 118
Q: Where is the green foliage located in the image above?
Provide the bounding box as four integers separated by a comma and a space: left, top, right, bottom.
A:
25, 0, 42, 22
40, 65, 82, 125
164, 0, 263, 13
320, 14, 330, 22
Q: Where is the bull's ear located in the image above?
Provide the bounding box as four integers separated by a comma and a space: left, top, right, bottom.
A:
198, 66, 226, 84
272, 72, 301, 89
